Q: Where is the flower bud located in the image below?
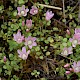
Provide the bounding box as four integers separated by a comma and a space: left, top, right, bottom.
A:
64, 63, 70, 68
69, 68, 73, 71
26, 19, 32, 28
66, 29, 70, 35
3, 56, 7, 62
65, 71, 71, 74
22, 21, 25, 26
2, 16, 4, 19
26, 29, 30, 32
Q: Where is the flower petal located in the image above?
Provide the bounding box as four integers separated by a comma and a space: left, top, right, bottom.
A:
29, 45, 32, 49
22, 5, 25, 11
22, 47, 26, 54
32, 42, 37, 46
77, 61, 80, 66
17, 50, 22, 55
17, 7, 21, 12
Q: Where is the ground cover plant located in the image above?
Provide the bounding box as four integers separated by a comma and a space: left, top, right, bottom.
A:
0, 0, 80, 80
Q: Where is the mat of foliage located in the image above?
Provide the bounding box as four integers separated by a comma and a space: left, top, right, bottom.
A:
0, 0, 80, 80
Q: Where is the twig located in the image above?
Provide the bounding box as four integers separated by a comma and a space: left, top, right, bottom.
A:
37, 3, 62, 10
78, 0, 80, 25
70, 1, 79, 13
62, 0, 66, 26
54, 19, 69, 28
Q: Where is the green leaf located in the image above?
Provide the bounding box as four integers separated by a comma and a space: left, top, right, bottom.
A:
63, 38, 67, 42
34, 70, 37, 73
11, 78, 14, 80
69, 14, 72, 19
47, 37, 54, 43
46, 52, 50, 56
14, 66, 19, 71
8, 40, 18, 51
0, 5, 4, 11
5, 70, 11, 75
67, 41, 72, 47
39, 56, 43, 59
35, 46, 40, 51
46, 20, 51, 26
18, 0, 24, 4
6, 65, 12, 70
0, 6, 2, 10
11, 24, 19, 31
0, 68, 2, 73
37, 72, 40, 75
44, 40, 49, 44
33, 33, 37, 36
62, 19, 66, 23
62, 43, 67, 47
3, 65, 7, 69
53, 27, 58, 31
40, 37, 44, 41
13, 11, 17, 16
31, 72, 35, 75
36, 52, 41, 56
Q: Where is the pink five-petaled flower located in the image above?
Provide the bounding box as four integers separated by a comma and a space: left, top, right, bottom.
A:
17, 47, 30, 60
70, 28, 80, 47
26, 19, 32, 28
72, 61, 80, 73
30, 6, 38, 15
45, 10, 54, 21
69, 33, 80, 47
13, 30, 24, 43
17, 5, 29, 16
61, 47, 73, 56
75, 28, 80, 34
25, 36, 37, 49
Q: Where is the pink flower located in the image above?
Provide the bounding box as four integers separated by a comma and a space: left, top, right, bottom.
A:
66, 29, 70, 35
72, 61, 80, 73
17, 47, 30, 60
45, 10, 54, 21
26, 29, 30, 32
64, 63, 70, 68
65, 71, 71, 74
22, 21, 25, 26
69, 68, 73, 71
75, 28, 80, 34
13, 30, 24, 43
25, 36, 37, 49
69, 28, 80, 47
17, 5, 29, 16
30, 6, 38, 15
3, 56, 7, 62
26, 19, 32, 28
61, 47, 73, 56
69, 33, 80, 47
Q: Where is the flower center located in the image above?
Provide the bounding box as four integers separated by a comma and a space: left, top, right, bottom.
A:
64, 50, 68, 55
73, 40, 78, 45
34, 10, 37, 13
21, 11, 25, 15
22, 54, 27, 60
18, 38, 21, 41
28, 40, 32, 45
75, 67, 80, 72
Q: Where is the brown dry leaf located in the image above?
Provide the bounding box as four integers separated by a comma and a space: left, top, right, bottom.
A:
41, 61, 49, 74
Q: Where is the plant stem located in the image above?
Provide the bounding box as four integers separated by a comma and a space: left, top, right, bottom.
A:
37, 3, 62, 10
62, 0, 66, 27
